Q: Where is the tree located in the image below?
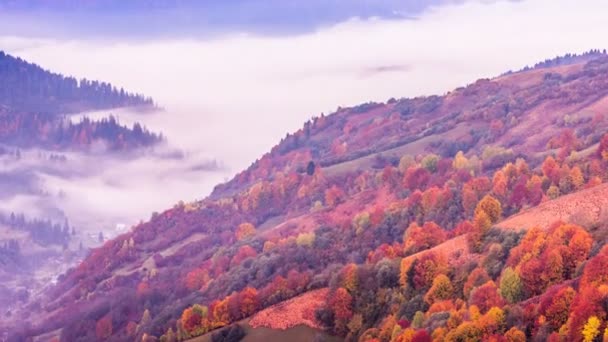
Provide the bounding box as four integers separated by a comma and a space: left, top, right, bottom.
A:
542, 286, 575, 329
231, 245, 257, 266
547, 185, 560, 199
526, 175, 544, 206
185, 268, 209, 291
453, 151, 470, 170
568, 287, 605, 341
136, 282, 152, 299
306, 161, 316, 175
492, 170, 508, 199
582, 316, 601, 342
211, 299, 230, 328
424, 274, 454, 304
181, 307, 202, 333
403, 221, 447, 254
444, 322, 483, 342
239, 287, 259, 317
499, 267, 523, 303
330, 287, 353, 334
400, 258, 414, 289
464, 267, 491, 298
570, 166, 584, 190
412, 329, 432, 342
162, 328, 176, 342
347, 314, 363, 337
325, 185, 345, 207
469, 210, 492, 252
597, 134, 608, 161
581, 245, 608, 289
404, 167, 430, 191
462, 184, 479, 218
504, 327, 526, 342
96, 315, 113, 340
542, 156, 559, 183
352, 212, 371, 235
412, 311, 425, 329
469, 281, 504, 313
398, 155, 416, 172
263, 240, 276, 252
475, 195, 502, 224
412, 252, 449, 290
235, 222, 255, 240
138, 309, 152, 335
378, 315, 398, 341
296, 232, 315, 247
478, 306, 506, 335
341, 264, 358, 293
421, 154, 439, 173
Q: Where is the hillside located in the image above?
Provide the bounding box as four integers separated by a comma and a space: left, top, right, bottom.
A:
212, 49, 608, 198
7, 51, 608, 342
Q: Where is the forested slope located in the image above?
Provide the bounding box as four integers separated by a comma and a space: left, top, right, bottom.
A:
8, 51, 608, 342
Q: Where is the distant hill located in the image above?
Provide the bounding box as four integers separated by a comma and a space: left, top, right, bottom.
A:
0, 50, 153, 115
0, 51, 160, 151
8, 51, 608, 342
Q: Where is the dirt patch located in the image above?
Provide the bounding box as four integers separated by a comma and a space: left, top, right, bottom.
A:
249, 288, 329, 330
159, 233, 207, 257
242, 324, 341, 342
401, 235, 472, 267
497, 183, 608, 231
189, 318, 341, 342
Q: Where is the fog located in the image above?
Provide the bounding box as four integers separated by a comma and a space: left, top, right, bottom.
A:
0, 0, 607, 237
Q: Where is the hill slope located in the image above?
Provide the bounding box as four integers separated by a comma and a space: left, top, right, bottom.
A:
7, 51, 608, 341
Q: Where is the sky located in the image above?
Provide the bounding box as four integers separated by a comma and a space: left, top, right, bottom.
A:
0, 0, 607, 236
0, 0, 457, 38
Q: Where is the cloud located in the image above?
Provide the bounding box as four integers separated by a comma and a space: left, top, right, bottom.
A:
0, 0, 606, 232
0, 0, 458, 38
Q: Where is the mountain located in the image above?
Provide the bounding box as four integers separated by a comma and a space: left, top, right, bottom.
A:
7, 50, 608, 341
0, 51, 161, 151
